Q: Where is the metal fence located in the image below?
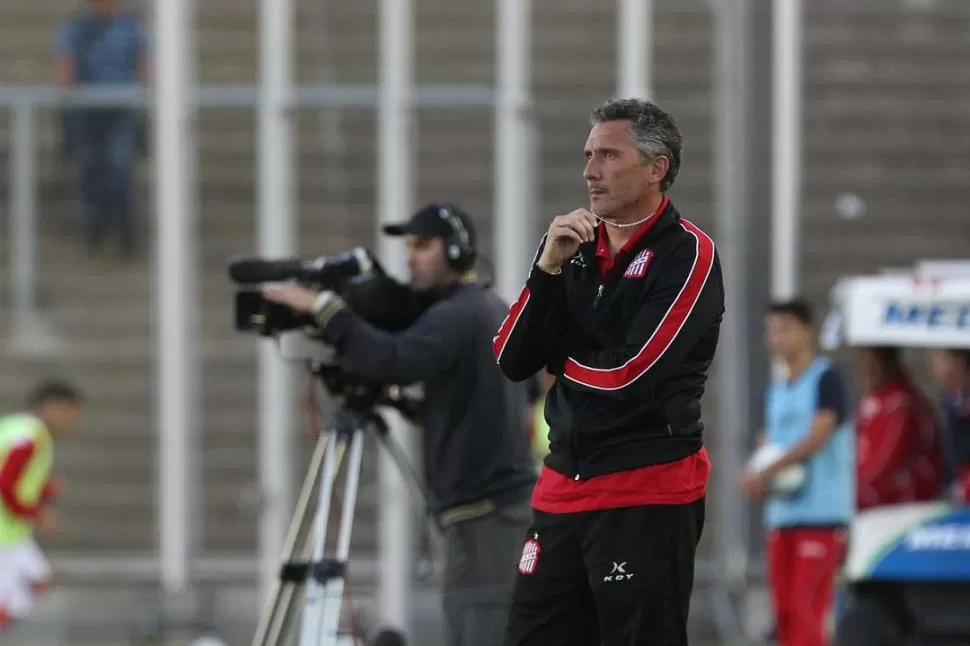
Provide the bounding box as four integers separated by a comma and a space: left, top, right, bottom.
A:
1, 83, 497, 340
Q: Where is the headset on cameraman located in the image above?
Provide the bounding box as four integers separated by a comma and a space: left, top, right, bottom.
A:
436, 204, 477, 273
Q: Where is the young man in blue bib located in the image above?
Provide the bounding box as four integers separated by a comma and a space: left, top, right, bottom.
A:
742, 299, 853, 646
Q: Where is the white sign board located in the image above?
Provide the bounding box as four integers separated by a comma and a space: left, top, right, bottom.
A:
839, 276, 970, 349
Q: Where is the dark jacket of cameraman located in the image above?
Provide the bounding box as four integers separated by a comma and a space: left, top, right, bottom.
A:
314, 278, 537, 520
492, 200, 725, 481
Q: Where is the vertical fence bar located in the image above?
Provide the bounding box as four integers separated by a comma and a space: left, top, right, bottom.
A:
156, 0, 197, 595
712, 0, 753, 639
10, 103, 36, 332
257, 0, 296, 607
771, 0, 803, 300
495, 0, 534, 305
377, 0, 418, 635
617, 0, 654, 99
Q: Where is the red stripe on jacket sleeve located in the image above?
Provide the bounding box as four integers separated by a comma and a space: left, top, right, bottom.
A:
0, 440, 42, 519
492, 235, 548, 364
492, 287, 532, 363
562, 220, 715, 391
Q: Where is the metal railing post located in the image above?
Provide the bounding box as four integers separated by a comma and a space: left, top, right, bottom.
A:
9, 102, 37, 332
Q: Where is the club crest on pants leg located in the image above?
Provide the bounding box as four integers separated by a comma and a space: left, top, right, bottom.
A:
518, 537, 541, 575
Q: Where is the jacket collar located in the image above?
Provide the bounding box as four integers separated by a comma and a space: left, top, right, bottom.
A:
427, 272, 479, 301
571, 197, 681, 268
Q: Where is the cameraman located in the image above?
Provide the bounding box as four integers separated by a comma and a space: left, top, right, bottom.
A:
263, 203, 537, 646
492, 98, 725, 645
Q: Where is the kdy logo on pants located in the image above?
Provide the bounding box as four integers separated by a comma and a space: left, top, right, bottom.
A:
603, 561, 635, 583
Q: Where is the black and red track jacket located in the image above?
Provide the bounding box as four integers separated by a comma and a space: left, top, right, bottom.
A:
492, 199, 724, 481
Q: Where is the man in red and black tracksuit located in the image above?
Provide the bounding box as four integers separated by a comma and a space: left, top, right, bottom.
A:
492, 98, 724, 645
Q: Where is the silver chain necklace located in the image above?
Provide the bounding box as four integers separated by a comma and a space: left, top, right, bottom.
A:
594, 206, 659, 229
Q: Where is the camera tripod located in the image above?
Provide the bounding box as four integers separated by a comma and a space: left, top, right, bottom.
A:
250, 401, 437, 646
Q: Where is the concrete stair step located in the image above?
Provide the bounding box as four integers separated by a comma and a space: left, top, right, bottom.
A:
0, 336, 254, 364
805, 129, 970, 151
44, 521, 155, 553
808, 30, 970, 53
807, 88, 970, 111
808, 64, 970, 86
197, 2, 256, 21
46, 304, 255, 339
805, 166, 970, 188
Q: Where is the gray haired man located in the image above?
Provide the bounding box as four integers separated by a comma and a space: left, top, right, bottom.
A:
495, 98, 724, 646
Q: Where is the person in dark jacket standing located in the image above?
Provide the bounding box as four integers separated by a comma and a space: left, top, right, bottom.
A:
263, 203, 537, 646
928, 348, 970, 501
493, 98, 725, 646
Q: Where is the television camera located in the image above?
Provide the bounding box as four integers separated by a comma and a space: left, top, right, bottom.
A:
228, 247, 436, 646
229, 246, 427, 339
228, 246, 430, 411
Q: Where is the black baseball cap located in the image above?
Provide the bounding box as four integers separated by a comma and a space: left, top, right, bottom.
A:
381, 203, 477, 248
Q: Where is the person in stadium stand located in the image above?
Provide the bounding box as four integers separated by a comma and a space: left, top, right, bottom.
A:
0, 379, 82, 630
261, 203, 536, 646
56, 0, 151, 256
493, 97, 725, 646
741, 299, 853, 646
855, 347, 944, 511
927, 348, 970, 502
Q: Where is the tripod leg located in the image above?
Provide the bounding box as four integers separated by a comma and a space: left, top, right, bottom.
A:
298, 430, 348, 646
319, 428, 366, 642
252, 431, 330, 646
268, 433, 343, 646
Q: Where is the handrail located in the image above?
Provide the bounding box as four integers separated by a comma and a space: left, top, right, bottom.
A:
2, 83, 496, 351
0, 82, 497, 108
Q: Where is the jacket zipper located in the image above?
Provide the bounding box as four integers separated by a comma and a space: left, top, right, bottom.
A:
579, 283, 605, 477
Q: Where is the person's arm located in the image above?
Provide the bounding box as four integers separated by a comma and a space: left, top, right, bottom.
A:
40, 476, 63, 504
314, 294, 466, 386
54, 22, 76, 87
492, 235, 568, 382
0, 439, 43, 520
555, 230, 722, 398
762, 368, 847, 478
